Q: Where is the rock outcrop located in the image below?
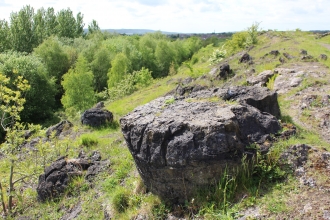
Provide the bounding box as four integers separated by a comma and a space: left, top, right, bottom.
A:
81, 103, 113, 127
46, 120, 73, 139
37, 151, 108, 202
186, 86, 281, 119
120, 86, 281, 203
247, 70, 275, 86
239, 53, 253, 64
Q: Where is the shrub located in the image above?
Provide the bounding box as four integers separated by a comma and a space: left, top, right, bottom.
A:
208, 45, 227, 65
112, 188, 130, 213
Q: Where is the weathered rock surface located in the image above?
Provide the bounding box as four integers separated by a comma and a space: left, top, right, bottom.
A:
81, 106, 113, 127
247, 70, 275, 86
120, 87, 281, 203
283, 52, 294, 60
208, 63, 232, 80
37, 151, 108, 202
185, 86, 281, 119
239, 53, 253, 63
320, 54, 328, 60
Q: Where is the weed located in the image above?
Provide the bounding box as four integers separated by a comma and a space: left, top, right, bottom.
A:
266, 74, 278, 90
164, 97, 175, 105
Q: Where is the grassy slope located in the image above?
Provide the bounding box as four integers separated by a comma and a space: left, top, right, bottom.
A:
2, 31, 330, 219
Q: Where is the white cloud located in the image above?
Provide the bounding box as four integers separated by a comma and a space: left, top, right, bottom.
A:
0, 0, 329, 32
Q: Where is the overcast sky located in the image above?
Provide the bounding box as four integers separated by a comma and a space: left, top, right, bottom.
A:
0, 0, 329, 33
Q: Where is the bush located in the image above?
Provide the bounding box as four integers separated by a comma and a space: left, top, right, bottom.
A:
133, 67, 153, 88
112, 188, 130, 213
208, 46, 227, 65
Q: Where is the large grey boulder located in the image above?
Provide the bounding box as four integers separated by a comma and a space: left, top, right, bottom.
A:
120, 87, 281, 203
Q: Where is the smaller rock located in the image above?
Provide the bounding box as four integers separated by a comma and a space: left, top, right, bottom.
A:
217, 63, 231, 79
301, 55, 314, 61
60, 203, 82, 220
279, 57, 285, 63
300, 49, 308, 55
37, 151, 106, 202
46, 120, 73, 139
247, 70, 275, 86
269, 50, 280, 56
300, 177, 316, 187
279, 144, 311, 169
181, 77, 193, 85
81, 108, 113, 127
283, 52, 294, 59
319, 54, 328, 61
239, 53, 252, 63
321, 152, 330, 161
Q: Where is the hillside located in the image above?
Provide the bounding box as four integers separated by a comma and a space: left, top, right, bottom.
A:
1, 29, 330, 220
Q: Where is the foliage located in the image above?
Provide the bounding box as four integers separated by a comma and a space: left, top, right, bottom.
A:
0, 5, 86, 53
0, 52, 57, 123
0, 19, 10, 52
225, 22, 261, 54
87, 19, 100, 35
61, 55, 96, 117
80, 134, 98, 148
208, 45, 227, 65
108, 53, 132, 89
266, 74, 279, 90
112, 188, 130, 213
133, 67, 153, 88
90, 47, 112, 92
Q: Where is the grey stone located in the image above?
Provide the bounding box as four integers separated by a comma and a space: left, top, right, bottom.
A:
37, 151, 105, 202
247, 70, 275, 86
120, 87, 281, 203
46, 120, 73, 139
320, 54, 328, 61
81, 108, 113, 127
239, 53, 252, 63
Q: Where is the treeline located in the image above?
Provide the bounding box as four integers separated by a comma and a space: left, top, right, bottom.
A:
0, 5, 85, 53
0, 5, 207, 133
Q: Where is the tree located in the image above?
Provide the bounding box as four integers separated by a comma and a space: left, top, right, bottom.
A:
0, 71, 30, 215
61, 55, 96, 117
0, 52, 57, 123
155, 40, 175, 77
56, 8, 77, 38
75, 12, 85, 37
91, 47, 111, 92
56, 8, 85, 38
107, 53, 132, 88
33, 37, 70, 106
0, 19, 10, 52
33, 8, 46, 46
88, 19, 100, 35
44, 7, 58, 36
10, 5, 36, 53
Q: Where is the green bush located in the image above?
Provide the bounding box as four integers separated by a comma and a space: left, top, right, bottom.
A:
112, 188, 130, 213
208, 46, 227, 65
133, 67, 153, 88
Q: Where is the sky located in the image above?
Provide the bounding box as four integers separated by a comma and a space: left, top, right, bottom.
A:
0, 0, 329, 33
